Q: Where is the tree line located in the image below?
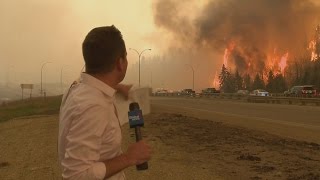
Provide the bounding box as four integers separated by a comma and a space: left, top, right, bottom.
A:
218, 59, 320, 93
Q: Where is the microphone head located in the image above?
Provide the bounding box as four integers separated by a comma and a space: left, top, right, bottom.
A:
128, 102, 144, 128
129, 102, 140, 111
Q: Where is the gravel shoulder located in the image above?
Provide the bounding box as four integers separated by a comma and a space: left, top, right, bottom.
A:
0, 113, 319, 180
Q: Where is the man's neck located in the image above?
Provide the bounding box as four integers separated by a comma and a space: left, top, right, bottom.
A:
90, 73, 118, 89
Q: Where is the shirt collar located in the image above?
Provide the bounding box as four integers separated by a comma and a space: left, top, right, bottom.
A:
80, 73, 116, 98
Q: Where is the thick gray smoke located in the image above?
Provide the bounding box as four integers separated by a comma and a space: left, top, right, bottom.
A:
153, 0, 320, 75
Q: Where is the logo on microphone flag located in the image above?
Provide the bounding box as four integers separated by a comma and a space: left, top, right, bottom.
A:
128, 110, 144, 128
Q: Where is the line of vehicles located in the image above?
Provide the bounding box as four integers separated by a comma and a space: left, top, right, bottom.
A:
283, 85, 317, 97
154, 85, 319, 98
153, 88, 218, 97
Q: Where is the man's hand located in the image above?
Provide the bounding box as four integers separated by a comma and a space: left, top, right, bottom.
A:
115, 84, 133, 100
102, 140, 151, 178
123, 141, 152, 166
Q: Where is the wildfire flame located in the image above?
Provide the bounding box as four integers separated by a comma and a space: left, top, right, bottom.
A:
218, 24, 319, 83
212, 71, 219, 88
223, 41, 236, 68
309, 40, 318, 61
221, 41, 289, 78
267, 48, 278, 70
223, 48, 230, 67
308, 24, 320, 61
279, 52, 289, 74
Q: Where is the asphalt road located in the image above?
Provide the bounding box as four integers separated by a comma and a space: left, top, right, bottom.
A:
151, 97, 320, 144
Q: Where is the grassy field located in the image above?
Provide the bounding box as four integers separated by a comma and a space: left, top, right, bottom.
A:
0, 96, 62, 123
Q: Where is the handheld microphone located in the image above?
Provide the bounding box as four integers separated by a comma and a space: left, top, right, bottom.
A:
128, 102, 148, 170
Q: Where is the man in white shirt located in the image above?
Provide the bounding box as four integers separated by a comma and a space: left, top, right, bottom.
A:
58, 25, 152, 180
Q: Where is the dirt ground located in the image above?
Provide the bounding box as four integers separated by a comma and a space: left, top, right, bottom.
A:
0, 113, 320, 180
0, 115, 60, 180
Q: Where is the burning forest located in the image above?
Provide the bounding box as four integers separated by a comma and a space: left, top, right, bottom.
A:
153, 0, 320, 92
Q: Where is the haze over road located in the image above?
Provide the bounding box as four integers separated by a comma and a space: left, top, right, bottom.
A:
151, 97, 320, 144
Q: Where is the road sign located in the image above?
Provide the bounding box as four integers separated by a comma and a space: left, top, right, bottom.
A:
20, 84, 34, 89
20, 84, 34, 100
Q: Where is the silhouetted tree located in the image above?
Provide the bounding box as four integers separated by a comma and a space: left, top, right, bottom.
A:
266, 70, 275, 92
273, 74, 287, 93
219, 64, 228, 88
219, 65, 236, 93
234, 70, 243, 91
252, 74, 265, 90
244, 74, 252, 90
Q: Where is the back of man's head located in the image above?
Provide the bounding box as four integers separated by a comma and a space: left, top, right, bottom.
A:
82, 25, 126, 74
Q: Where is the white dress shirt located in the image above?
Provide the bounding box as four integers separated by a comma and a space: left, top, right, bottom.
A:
58, 73, 126, 180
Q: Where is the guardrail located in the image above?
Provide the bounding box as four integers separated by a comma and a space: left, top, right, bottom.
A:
152, 93, 320, 106
247, 96, 320, 106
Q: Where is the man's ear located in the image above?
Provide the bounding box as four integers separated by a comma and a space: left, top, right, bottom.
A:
116, 57, 127, 72
115, 58, 122, 71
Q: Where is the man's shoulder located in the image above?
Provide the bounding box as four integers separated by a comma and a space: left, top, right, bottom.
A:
65, 83, 112, 110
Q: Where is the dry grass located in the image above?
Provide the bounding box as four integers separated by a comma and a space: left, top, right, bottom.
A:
0, 96, 62, 123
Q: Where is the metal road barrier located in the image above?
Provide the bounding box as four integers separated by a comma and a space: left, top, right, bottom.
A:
152, 93, 320, 106
246, 96, 320, 106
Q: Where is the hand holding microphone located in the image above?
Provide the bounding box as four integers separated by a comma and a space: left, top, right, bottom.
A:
127, 102, 151, 170
125, 141, 151, 166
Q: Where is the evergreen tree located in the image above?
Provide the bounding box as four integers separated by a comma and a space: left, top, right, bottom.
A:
310, 61, 320, 87
302, 70, 311, 85
266, 70, 275, 92
219, 64, 229, 90
219, 65, 236, 93
244, 74, 252, 90
314, 61, 320, 88
273, 74, 287, 93
224, 74, 236, 93
252, 74, 265, 90
234, 70, 243, 91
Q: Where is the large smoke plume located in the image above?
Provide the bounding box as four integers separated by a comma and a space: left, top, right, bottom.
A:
153, 0, 320, 75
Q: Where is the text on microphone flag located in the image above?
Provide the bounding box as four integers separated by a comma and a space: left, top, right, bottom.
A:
128, 109, 144, 128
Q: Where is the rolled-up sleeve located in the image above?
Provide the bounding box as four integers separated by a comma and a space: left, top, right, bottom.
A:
61, 104, 109, 180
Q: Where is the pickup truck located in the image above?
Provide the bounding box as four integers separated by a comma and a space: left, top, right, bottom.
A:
178, 89, 196, 96
200, 88, 220, 96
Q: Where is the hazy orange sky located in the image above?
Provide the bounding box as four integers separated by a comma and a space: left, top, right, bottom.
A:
1, 0, 320, 94
0, 0, 170, 85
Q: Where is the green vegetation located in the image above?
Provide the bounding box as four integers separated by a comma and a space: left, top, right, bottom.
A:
0, 96, 62, 123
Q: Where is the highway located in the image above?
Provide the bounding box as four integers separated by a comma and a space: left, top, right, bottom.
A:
151, 97, 320, 144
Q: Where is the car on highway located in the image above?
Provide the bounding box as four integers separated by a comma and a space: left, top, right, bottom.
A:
178, 89, 196, 97
200, 88, 220, 96
284, 86, 303, 97
154, 89, 169, 96
314, 87, 320, 97
236, 90, 250, 95
284, 85, 317, 97
251, 89, 269, 96
301, 85, 317, 97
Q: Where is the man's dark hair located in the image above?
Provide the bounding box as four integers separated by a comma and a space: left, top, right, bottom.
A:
82, 25, 126, 74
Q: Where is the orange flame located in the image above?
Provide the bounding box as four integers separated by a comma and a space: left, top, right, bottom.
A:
212, 71, 220, 89
309, 40, 318, 61
223, 41, 236, 68
279, 52, 289, 74
308, 25, 320, 61
223, 48, 230, 67
265, 48, 289, 75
